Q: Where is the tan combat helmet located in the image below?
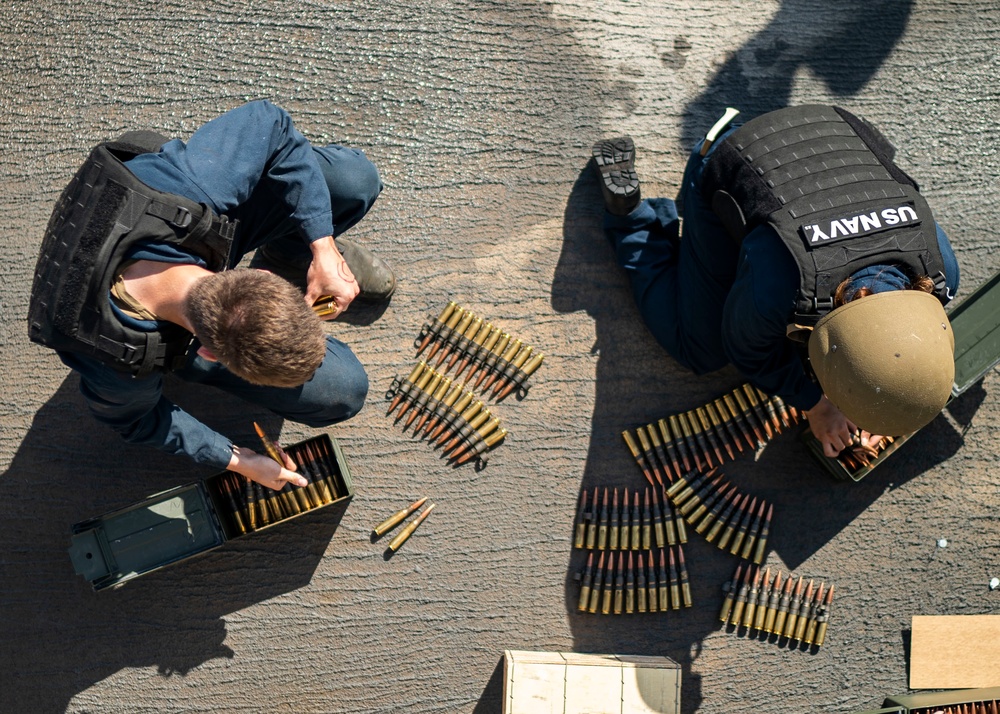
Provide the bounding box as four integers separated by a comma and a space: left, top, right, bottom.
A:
808, 291, 954, 436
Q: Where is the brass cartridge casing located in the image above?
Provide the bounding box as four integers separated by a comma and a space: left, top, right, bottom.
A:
387, 503, 436, 552
657, 418, 685, 477
597, 487, 609, 551
635, 427, 663, 486
718, 565, 741, 623
619, 489, 631, 551
613, 552, 625, 614
677, 547, 692, 608
641, 488, 653, 550
729, 566, 751, 627
651, 489, 666, 548
716, 493, 750, 551
696, 407, 726, 464
722, 392, 758, 449
741, 384, 775, 439
792, 580, 814, 643
625, 552, 636, 614
763, 571, 783, 635
752, 568, 771, 632
374, 496, 429, 537
630, 494, 641, 549
601, 552, 614, 615
482, 338, 523, 391
705, 485, 741, 543
772, 575, 794, 637
657, 557, 670, 611
416, 301, 457, 354
741, 499, 768, 561
813, 585, 834, 647
577, 552, 594, 612
667, 415, 694, 471
804, 583, 824, 645
711, 398, 745, 453
585, 486, 598, 549
622, 430, 655, 486
647, 551, 659, 613
608, 488, 620, 551
753, 503, 774, 565
742, 568, 761, 629
644, 424, 674, 483
497, 352, 545, 400
472, 333, 510, 387
588, 551, 605, 613
728, 495, 758, 556
389, 361, 426, 414
662, 491, 678, 546
782, 577, 805, 639
574, 490, 588, 549
636, 554, 648, 613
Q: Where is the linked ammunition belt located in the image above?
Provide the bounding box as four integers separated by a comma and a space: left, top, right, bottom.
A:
414, 301, 544, 401
621, 384, 802, 483
837, 434, 896, 473
718, 563, 836, 649
214, 438, 347, 534
387, 362, 507, 465
573, 485, 688, 552
388, 301, 546, 465
903, 697, 1000, 714
574, 545, 692, 615
665, 469, 773, 566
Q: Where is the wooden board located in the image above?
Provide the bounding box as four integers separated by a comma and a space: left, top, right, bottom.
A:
910, 615, 1000, 689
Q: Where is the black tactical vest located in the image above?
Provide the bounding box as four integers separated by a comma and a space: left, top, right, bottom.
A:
701, 105, 948, 324
28, 133, 238, 376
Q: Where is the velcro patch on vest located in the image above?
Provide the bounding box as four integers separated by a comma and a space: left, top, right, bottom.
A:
799, 203, 921, 249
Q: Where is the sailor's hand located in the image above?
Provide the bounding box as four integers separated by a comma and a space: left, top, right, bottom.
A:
304, 236, 358, 319
228, 444, 307, 491
804, 395, 856, 458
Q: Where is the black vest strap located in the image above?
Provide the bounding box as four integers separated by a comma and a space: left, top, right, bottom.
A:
701, 105, 948, 324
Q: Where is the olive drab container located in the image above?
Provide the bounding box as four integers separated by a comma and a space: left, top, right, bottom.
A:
803, 267, 1000, 481
68, 434, 353, 591
849, 686, 1000, 714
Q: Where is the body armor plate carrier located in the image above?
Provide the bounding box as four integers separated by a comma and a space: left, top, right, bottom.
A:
28, 133, 237, 376
701, 105, 948, 324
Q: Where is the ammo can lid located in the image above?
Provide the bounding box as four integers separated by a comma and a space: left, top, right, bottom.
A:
68, 483, 224, 591
948, 267, 1000, 397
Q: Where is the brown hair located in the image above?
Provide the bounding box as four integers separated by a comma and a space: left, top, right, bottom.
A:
185, 269, 326, 387
834, 273, 935, 307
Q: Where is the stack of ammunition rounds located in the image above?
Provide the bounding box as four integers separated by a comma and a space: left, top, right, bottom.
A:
837, 434, 896, 473
210, 436, 347, 534
413, 302, 545, 401
717, 563, 835, 649
621, 384, 802, 481
572, 485, 687, 551
386, 361, 507, 464
665, 470, 773, 565
575, 545, 693, 615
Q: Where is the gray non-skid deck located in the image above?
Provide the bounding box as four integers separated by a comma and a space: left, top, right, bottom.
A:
1, 1, 998, 712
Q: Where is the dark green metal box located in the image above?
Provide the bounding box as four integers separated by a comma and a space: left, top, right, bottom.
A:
68, 434, 353, 591
804, 267, 1000, 481
851, 685, 1000, 713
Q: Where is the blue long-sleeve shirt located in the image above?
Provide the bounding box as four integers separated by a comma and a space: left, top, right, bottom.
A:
61, 101, 335, 469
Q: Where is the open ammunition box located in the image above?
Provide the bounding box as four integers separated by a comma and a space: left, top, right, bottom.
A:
68, 434, 353, 591
804, 267, 1000, 481
851, 686, 1000, 714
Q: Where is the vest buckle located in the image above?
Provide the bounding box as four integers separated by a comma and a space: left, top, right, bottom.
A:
171, 206, 193, 229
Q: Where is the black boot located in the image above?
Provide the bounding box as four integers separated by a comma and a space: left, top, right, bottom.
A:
592, 136, 641, 216
249, 238, 397, 304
